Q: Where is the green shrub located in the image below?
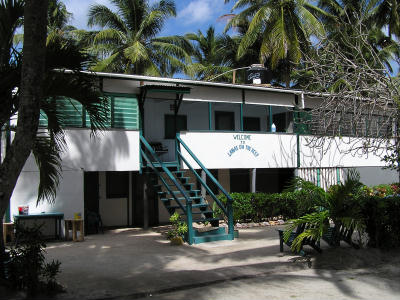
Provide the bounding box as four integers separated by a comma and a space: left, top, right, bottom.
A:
213, 179, 326, 223
6, 224, 62, 296
167, 212, 188, 240
360, 195, 400, 248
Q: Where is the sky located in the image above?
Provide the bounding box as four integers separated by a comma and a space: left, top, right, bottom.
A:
65, 0, 236, 36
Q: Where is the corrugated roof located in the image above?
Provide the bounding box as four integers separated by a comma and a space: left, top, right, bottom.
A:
63, 70, 306, 95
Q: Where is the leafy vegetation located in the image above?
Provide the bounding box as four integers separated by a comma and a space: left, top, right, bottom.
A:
5, 225, 62, 296
167, 212, 188, 242
214, 178, 326, 223
78, 0, 192, 76
215, 172, 400, 251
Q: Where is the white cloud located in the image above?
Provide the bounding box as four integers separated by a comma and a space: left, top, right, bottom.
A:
65, 0, 113, 29
178, 0, 225, 25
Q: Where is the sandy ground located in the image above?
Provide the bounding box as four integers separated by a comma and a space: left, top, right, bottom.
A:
2, 226, 400, 299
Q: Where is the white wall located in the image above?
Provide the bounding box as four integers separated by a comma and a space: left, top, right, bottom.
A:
179, 132, 297, 169
352, 167, 398, 186
10, 166, 84, 224
61, 129, 140, 171
10, 128, 140, 227
179, 132, 391, 170
299, 136, 389, 168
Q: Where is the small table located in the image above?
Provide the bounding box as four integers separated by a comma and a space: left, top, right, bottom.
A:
13, 212, 64, 240
64, 219, 84, 242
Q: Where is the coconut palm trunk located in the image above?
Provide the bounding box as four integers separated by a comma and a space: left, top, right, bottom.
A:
0, 0, 48, 279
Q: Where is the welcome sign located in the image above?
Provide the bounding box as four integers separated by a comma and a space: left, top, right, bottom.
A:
227, 134, 260, 158
179, 132, 297, 169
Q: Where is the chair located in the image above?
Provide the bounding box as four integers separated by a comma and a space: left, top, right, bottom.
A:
85, 211, 104, 234
278, 223, 322, 256
322, 224, 359, 249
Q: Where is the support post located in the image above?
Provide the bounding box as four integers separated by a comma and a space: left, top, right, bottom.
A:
201, 170, 206, 198
250, 168, 256, 193
186, 200, 193, 245
240, 103, 244, 131
227, 200, 234, 239
296, 133, 300, 168
143, 177, 149, 230
175, 133, 180, 169
268, 106, 273, 132
208, 102, 212, 130
128, 171, 132, 226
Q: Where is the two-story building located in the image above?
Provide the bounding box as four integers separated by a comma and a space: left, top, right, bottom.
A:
4, 71, 398, 243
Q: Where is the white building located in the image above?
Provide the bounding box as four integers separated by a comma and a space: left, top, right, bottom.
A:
3, 72, 398, 244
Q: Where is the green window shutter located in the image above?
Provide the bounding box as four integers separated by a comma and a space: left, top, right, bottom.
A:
113, 96, 139, 130
57, 97, 84, 127
85, 97, 111, 128
39, 110, 48, 127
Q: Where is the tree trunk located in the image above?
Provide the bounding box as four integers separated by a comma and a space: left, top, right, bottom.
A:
0, 0, 48, 280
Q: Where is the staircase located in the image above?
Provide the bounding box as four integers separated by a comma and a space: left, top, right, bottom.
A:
140, 134, 234, 244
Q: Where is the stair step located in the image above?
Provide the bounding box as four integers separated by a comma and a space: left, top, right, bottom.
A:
160, 196, 203, 202
153, 183, 194, 190
172, 170, 185, 177
166, 203, 208, 210
194, 227, 226, 237
192, 233, 234, 244
192, 217, 222, 223
157, 190, 201, 197
177, 177, 190, 184
180, 210, 213, 215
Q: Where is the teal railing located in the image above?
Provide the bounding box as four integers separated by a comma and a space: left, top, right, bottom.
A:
176, 134, 234, 238
139, 134, 194, 244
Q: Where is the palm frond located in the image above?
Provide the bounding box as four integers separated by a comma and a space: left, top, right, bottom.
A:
87, 4, 127, 34
32, 134, 63, 204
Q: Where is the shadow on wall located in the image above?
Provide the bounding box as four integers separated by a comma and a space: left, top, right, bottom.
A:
271, 134, 297, 168
62, 129, 137, 172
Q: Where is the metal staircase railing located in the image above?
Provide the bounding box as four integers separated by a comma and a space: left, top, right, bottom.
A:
176, 134, 234, 238
139, 134, 195, 244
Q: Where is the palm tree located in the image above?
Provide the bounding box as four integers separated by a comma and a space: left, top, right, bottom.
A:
372, 0, 400, 39
284, 171, 365, 252
1, 0, 108, 207
84, 0, 192, 76
185, 26, 234, 81
225, 0, 326, 87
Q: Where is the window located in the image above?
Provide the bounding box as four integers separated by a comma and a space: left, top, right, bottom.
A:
273, 111, 294, 133
106, 171, 129, 198
215, 111, 235, 131
39, 95, 140, 130
243, 117, 260, 131
165, 115, 187, 139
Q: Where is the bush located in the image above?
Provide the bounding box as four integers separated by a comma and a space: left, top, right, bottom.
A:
360, 195, 400, 248
214, 182, 326, 223
167, 212, 188, 240
5, 224, 62, 296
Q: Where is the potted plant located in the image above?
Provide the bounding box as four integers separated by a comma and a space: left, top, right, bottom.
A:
167, 212, 188, 245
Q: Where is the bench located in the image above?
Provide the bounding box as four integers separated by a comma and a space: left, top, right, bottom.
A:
322, 224, 360, 249
278, 223, 322, 256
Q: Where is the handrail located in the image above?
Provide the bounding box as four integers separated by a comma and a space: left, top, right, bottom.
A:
176, 149, 228, 215
176, 134, 234, 237
176, 136, 233, 203
139, 135, 192, 208
140, 150, 186, 213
